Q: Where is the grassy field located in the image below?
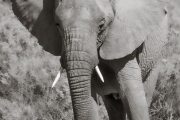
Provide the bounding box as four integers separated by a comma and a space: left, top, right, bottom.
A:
0, 0, 180, 119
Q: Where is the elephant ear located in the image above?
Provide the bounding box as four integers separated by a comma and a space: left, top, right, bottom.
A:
100, 0, 169, 60
11, 0, 62, 56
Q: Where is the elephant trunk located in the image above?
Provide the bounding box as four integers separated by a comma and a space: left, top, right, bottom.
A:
63, 27, 98, 120
67, 63, 92, 119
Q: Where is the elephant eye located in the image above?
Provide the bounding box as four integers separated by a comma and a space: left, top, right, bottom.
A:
55, 23, 60, 27
98, 19, 106, 33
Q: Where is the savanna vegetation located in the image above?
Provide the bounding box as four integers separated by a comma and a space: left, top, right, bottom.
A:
0, 0, 180, 119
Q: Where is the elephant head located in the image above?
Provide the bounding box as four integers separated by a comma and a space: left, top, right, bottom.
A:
10, 0, 169, 119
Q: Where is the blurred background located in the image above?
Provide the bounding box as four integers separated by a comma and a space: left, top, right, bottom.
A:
0, 0, 180, 119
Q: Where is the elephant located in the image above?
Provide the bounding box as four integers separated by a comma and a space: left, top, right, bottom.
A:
9, 0, 169, 119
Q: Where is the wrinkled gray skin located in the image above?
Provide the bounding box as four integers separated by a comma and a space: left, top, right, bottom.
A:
10, 0, 169, 119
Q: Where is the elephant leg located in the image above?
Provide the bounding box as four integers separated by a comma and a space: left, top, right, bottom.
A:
143, 65, 160, 107
117, 56, 150, 120
102, 94, 126, 120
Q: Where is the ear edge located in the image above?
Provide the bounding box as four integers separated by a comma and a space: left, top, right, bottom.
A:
11, 0, 62, 56
32, 11, 62, 56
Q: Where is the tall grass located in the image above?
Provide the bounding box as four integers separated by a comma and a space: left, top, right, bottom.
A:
149, 1, 180, 119
0, 1, 73, 120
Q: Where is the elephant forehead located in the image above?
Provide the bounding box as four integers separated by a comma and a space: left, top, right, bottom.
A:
55, 1, 98, 22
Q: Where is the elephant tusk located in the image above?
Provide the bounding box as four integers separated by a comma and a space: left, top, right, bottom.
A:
52, 67, 63, 88
95, 66, 104, 82
52, 71, 61, 88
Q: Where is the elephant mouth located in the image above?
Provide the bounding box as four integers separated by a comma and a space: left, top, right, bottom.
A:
51, 62, 104, 88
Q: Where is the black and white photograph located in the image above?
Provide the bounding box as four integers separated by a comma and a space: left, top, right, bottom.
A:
0, 0, 179, 119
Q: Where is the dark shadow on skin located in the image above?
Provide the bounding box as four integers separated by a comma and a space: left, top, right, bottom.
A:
97, 43, 151, 83
98, 47, 138, 72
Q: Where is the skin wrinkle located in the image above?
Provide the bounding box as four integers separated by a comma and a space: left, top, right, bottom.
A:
67, 60, 92, 67
65, 51, 94, 66
70, 82, 90, 89
71, 87, 90, 93
68, 71, 91, 78
65, 44, 85, 52
69, 75, 91, 81
139, 17, 167, 80
72, 94, 90, 100
71, 91, 90, 97
63, 27, 95, 37
68, 70, 90, 76
70, 82, 91, 89
65, 64, 92, 74
65, 43, 87, 53
72, 90, 90, 96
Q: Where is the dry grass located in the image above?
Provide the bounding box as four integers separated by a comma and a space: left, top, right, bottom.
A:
149, 0, 180, 119
0, 0, 180, 119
